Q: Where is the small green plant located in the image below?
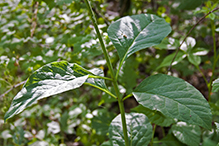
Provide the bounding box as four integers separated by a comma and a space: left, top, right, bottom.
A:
4, 0, 219, 146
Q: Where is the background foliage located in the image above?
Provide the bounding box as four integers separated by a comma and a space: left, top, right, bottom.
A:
0, 0, 219, 145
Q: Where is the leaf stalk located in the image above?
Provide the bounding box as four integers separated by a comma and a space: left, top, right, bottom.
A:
88, 75, 113, 81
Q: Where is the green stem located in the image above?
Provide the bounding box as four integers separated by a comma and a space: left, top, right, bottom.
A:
84, 0, 114, 79
196, 65, 210, 92
208, 20, 217, 102
168, 7, 219, 72
84, 82, 117, 99
88, 75, 113, 81
118, 98, 129, 146
150, 124, 157, 146
3, 139, 7, 146
123, 93, 133, 101
212, 20, 217, 61
84, 0, 129, 145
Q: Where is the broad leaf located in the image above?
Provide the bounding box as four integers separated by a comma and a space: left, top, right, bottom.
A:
118, 56, 138, 93
171, 122, 201, 146
109, 113, 152, 146
155, 37, 180, 50
176, 0, 204, 10
156, 51, 186, 70
192, 47, 209, 56
42, 0, 56, 9
188, 53, 201, 66
91, 109, 116, 136
131, 105, 174, 127
5, 61, 108, 121
107, 14, 171, 65
133, 74, 212, 130
101, 141, 111, 146
159, 134, 186, 146
202, 139, 218, 146
212, 78, 219, 92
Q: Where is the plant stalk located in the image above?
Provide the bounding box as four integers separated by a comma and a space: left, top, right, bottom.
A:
84, 0, 129, 145
196, 65, 209, 92
150, 124, 157, 146
208, 20, 217, 102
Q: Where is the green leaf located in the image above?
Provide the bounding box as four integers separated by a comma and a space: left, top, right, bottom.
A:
188, 53, 201, 66
177, 0, 204, 10
0, 47, 4, 55
208, 13, 216, 21
101, 141, 112, 146
91, 109, 116, 136
133, 74, 212, 130
156, 51, 186, 70
4, 61, 108, 121
42, 0, 73, 9
215, 122, 219, 132
60, 111, 69, 133
202, 139, 218, 146
42, 0, 56, 9
160, 134, 186, 146
107, 14, 171, 64
109, 113, 152, 146
56, 0, 73, 5
212, 78, 219, 92
118, 56, 138, 93
191, 47, 209, 56
155, 37, 180, 50
171, 122, 201, 146
131, 105, 174, 127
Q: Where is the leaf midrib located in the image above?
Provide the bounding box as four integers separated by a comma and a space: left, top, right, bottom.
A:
120, 15, 155, 62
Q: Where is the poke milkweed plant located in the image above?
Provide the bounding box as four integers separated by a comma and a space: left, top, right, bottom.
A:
4, 0, 218, 145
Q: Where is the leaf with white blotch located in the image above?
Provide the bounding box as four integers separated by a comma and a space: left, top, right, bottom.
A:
156, 51, 186, 70
171, 122, 201, 146
107, 14, 171, 65
109, 113, 152, 146
191, 48, 209, 56
212, 78, 219, 92
215, 122, 219, 132
5, 61, 108, 121
155, 37, 180, 50
131, 105, 174, 127
133, 74, 212, 130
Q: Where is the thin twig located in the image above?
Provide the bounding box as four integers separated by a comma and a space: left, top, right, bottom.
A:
30, 1, 39, 37
0, 80, 26, 99
168, 7, 219, 72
